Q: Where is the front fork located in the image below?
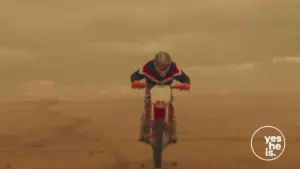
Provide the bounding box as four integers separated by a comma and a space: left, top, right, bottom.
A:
146, 102, 174, 138
144, 89, 174, 138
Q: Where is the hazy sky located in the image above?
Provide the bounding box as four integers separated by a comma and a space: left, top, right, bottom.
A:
0, 0, 300, 100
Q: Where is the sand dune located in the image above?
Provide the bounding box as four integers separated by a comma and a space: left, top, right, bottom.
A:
0, 93, 299, 169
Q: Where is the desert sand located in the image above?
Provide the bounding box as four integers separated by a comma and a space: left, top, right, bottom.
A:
0, 93, 299, 169
1, 0, 300, 168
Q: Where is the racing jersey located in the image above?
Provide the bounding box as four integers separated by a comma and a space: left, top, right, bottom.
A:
130, 59, 190, 85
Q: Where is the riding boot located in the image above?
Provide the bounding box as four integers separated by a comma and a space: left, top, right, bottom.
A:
140, 91, 151, 143
168, 100, 177, 143
169, 116, 177, 143
139, 113, 150, 142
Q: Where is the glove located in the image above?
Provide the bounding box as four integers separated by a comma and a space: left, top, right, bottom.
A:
178, 83, 190, 90
131, 81, 146, 89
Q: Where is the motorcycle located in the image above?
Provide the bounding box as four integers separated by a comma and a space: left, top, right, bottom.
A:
132, 81, 190, 168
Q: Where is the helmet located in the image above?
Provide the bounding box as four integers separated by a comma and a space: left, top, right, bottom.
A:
154, 51, 172, 73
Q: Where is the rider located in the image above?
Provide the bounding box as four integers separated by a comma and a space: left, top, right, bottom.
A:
130, 51, 191, 143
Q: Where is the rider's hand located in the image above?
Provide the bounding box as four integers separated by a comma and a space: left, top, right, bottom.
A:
131, 81, 138, 88
180, 83, 190, 90
131, 81, 145, 89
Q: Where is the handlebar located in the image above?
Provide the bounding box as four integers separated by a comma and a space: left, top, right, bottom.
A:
131, 81, 190, 91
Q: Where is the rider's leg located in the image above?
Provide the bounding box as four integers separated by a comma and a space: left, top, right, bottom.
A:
139, 90, 151, 141
168, 97, 177, 142
140, 113, 149, 139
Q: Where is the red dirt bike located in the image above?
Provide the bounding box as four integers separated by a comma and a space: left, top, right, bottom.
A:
132, 81, 190, 168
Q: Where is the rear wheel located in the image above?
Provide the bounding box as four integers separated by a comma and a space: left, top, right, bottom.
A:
152, 119, 165, 168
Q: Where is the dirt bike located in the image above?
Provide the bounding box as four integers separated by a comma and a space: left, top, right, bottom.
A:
132, 81, 190, 168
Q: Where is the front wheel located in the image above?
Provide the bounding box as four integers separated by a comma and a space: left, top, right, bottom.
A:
152, 119, 165, 168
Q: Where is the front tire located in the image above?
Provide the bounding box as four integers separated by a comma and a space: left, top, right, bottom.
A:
153, 119, 165, 168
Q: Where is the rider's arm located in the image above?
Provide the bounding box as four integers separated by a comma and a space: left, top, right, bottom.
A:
174, 70, 190, 84
130, 69, 145, 82
171, 63, 190, 84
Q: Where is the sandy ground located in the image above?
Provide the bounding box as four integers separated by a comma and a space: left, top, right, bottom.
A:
0, 93, 300, 169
